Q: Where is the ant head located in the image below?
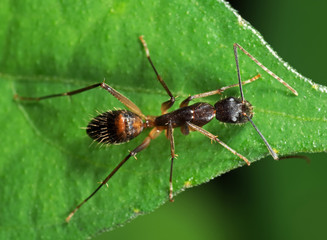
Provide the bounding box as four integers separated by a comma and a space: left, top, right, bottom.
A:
214, 97, 253, 124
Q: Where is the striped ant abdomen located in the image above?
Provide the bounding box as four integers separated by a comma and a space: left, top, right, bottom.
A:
87, 110, 144, 144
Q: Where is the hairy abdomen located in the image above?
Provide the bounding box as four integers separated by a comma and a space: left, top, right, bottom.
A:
87, 110, 144, 144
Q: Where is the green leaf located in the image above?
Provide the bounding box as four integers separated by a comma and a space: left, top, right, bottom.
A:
1, 0, 326, 239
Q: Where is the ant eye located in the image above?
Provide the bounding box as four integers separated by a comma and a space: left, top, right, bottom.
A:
214, 97, 253, 123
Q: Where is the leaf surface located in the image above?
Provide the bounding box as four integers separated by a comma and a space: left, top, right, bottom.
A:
0, 0, 326, 239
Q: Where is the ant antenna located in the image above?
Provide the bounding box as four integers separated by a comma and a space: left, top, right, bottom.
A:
233, 43, 298, 97
244, 114, 278, 160
234, 44, 245, 102
233, 43, 293, 160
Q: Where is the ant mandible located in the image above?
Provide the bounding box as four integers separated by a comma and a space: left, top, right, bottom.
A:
15, 36, 298, 222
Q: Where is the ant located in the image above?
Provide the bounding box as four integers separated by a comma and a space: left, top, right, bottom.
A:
15, 36, 298, 222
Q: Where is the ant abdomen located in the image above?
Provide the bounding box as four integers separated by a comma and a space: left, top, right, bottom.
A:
214, 97, 253, 124
87, 110, 144, 144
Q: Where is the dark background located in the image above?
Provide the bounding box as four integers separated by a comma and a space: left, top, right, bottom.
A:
97, 1, 327, 239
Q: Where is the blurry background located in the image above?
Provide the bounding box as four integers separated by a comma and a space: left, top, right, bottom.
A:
97, 0, 327, 239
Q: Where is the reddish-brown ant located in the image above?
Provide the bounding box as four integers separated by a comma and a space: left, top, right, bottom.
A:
15, 36, 298, 222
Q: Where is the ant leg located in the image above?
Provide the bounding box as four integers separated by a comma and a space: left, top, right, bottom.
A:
186, 122, 251, 166
167, 121, 176, 202
15, 81, 146, 119
14, 82, 103, 101
180, 74, 261, 107
233, 43, 298, 98
65, 127, 162, 223
139, 36, 175, 114
100, 82, 146, 119
279, 155, 310, 164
